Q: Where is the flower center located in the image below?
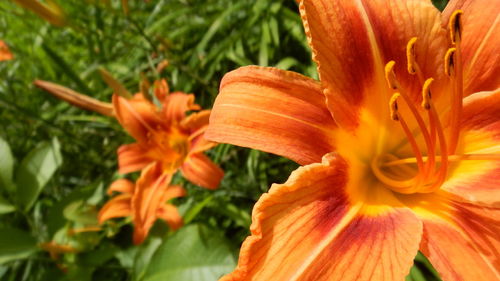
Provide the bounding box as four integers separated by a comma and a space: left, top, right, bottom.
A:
371, 10, 500, 194
148, 127, 190, 172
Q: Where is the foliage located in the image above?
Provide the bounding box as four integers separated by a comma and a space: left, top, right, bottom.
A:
0, 0, 448, 280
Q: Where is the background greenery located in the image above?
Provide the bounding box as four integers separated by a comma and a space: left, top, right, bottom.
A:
0, 0, 448, 280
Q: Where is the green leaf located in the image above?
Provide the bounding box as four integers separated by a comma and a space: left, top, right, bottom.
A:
0, 228, 38, 264
16, 138, 62, 211
0, 196, 15, 214
142, 224, 236, 281
0, 137, 15, 193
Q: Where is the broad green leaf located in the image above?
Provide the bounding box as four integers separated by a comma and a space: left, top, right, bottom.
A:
142, 224, 236, 281
0, 137, 15, 193
0, 196, 15, 214
0, 228, 38, 264
16, 138, 62, 211
134, 237, 163, 281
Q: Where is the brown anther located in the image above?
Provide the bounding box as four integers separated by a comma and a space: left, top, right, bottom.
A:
384, 61, 398, 90
421, 78, 434, 110
389, 93, 401, 121
406, 37, 418, 74
444, 48, 457, 76
449, 10, 463, 44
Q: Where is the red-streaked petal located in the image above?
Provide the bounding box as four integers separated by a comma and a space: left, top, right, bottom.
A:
112, 94, 162, 143
98, 194, 132, 224
443, 0, 500, 95
222, 154, 422, 281
131, 163, 172, 244
299, 0, 448, 129
162, 92, 201, 124
156, 203, 183, 230
402, 193, 500, 281
206, 66, 336, 165
0, 40, 14, 61
180, 153, 223, 190
441, 90, 500, 206
117, 143, 153, 174
107, 178, 134, 195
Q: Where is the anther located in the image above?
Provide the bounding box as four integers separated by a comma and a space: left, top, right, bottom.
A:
406, 37, 418, 74
444, 48, 457, 76
421, 78, 434, 110
385, 61, 398, 90
449, 10, 463, 44
389, 93, 401, 121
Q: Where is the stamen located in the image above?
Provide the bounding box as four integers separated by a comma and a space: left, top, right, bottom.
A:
421, 78, 433, 110
384, 61, 435, 183
449, 10, 463, 44
406, 37, 418, 75
389, 93, 400, 121
444, 48, 457, 76
389, 93, 425, 184
384, 61, 398, 90
420, 78, 449, 192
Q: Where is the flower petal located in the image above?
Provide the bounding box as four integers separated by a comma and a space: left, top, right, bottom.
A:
117, 143, 153, 174
299, 0, 448, 129
441, 90, 500, 206
180, 153, 223, 190
222, 154, 422, 281
107, 178, 134, 195
156, 203, 183, 230
112, 94, 162, 143
402, 193, 500, 281
181, 110, 210, 133
131, 163, 172, 244
206, 66, 336, 165
98, 194, 132, 224
443, 0, 500, 95
162, 92, 201, 124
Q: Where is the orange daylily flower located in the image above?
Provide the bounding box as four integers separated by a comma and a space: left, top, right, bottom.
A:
0, 40, 14, 61
98, 163, 186, 244
207, 0, 500, 280
114, 79, 224, 190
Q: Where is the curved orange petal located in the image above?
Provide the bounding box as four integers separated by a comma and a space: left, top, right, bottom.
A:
181, 110, 210, 133
161, 185, 186, 201
402, 193, 500, 281
112, 94, 161, 143
162, 92, 201, 124
107, 178, 134, 195
156, 203, 183, 230
443, 0, 500, 95
440, 90, 500, 206
131, 163, 172, 244
206, 66, 336, 165
180, 153, 223, 190
98, 194, 132, 224
117, 143, 153, 174
299, 0, 448, 129
222, 154, 422, 281
0, 40, 13, 61
461, 89, 500, 136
